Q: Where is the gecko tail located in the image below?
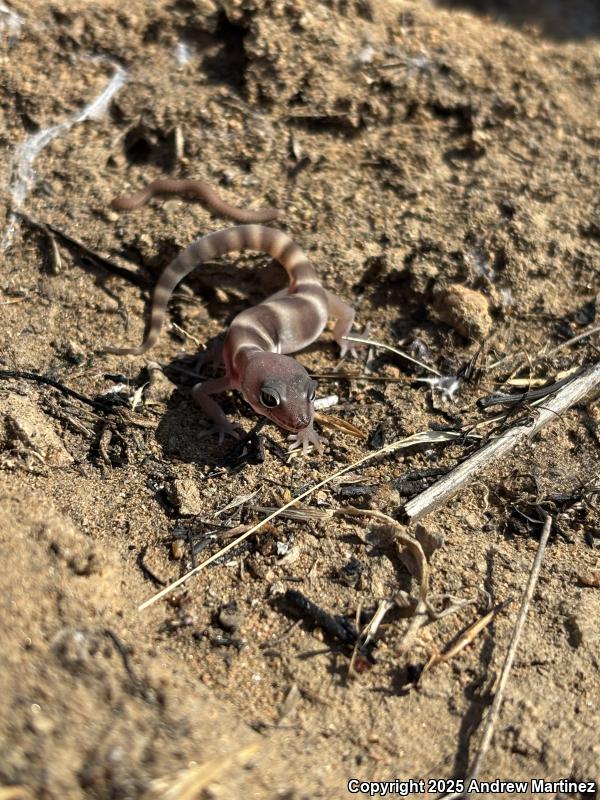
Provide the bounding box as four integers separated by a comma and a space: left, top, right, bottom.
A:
104, 226, 318, 358
111, 178, 282, 223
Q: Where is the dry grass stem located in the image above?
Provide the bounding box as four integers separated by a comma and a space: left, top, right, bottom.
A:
0, 789, 34, 800
142, 743, 259, 800
541, 324, 600, 358
248, 504, 334, 522
342, 335, 442, 376
488, 325, 600, 373
358, 599, 395, 651
170, 322, 201, 347
214, 490, 259, 517
139, 429, 457, 610
314, 412, 368, 439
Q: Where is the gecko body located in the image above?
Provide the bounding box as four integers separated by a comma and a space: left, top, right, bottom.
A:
107, 184, 356, 451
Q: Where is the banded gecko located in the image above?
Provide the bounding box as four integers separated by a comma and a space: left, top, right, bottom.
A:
107, 181, 357, 452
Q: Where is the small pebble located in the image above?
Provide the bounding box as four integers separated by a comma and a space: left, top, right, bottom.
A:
171, 540, 185, 560
218, 603, 244, 633
168, 477, 203, 515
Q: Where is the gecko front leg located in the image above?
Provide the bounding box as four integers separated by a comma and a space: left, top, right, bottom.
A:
191, 376, 243, 442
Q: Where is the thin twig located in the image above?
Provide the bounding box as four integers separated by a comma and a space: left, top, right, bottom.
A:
544, 324, 600, 357
171, 322, 201, 347
0, 369, 110, 411
453, 515, 552, 796
405, 362, 600, 521
422, 598, 512, 675
342, 335, 442, 376
312, 372, 410, 383
17, 212, 148, 287
487, 324, 600, 372
355, 599, 395, 652
477, 368, 584, 409
137, 545, 166, 587
103, 628, 155, 702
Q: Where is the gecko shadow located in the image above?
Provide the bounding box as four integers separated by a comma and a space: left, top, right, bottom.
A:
449, 546, 500, 778
434, 0, 600, 40
153, 380, 256, 469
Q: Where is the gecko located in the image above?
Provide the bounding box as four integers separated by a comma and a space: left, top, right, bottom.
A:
106, 180, 357, 452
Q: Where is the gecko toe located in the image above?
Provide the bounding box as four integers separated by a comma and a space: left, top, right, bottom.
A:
287, 426, 323, 454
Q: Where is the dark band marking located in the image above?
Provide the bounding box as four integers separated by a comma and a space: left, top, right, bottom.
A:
107, 225, 322, 357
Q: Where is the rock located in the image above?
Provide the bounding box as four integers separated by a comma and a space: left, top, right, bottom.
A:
145, 362, 174, 405
567, 594, 600, 649
168, 477, 203, 515
407, 255, 440, 297
268, 580, 286, 598
218, 603, 244, 633
54, 339, 86, 365
1, 394, 73, 466
195, 0, 219, 23
434, 283, 493, 340
171, 540, 185, 560
28, 710, 54, 736
578, 570, 600, 588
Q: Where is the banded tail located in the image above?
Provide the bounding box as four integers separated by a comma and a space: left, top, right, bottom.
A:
104, 225, 319, 356
111, 178, 282, 223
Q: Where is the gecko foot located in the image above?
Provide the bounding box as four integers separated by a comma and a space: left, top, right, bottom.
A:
338, 340, 359, 359
337, 335, 366, 359
199, 420, 244, 444
287, 426, 324, 455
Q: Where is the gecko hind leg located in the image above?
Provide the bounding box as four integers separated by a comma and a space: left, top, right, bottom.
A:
192, 376, 243, 442
325, 291, 358, 357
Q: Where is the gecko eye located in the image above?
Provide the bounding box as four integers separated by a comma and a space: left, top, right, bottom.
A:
260, 388, 281, 408
307, 382, 317, 402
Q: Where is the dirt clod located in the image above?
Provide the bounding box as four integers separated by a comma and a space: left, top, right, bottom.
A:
169, 476, 204, 515
433, 283, 493, 340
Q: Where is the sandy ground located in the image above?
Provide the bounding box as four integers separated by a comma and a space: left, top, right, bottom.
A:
0, 0, 599, 798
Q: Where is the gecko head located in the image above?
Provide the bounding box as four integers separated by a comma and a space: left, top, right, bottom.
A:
241, 353, 317, 433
